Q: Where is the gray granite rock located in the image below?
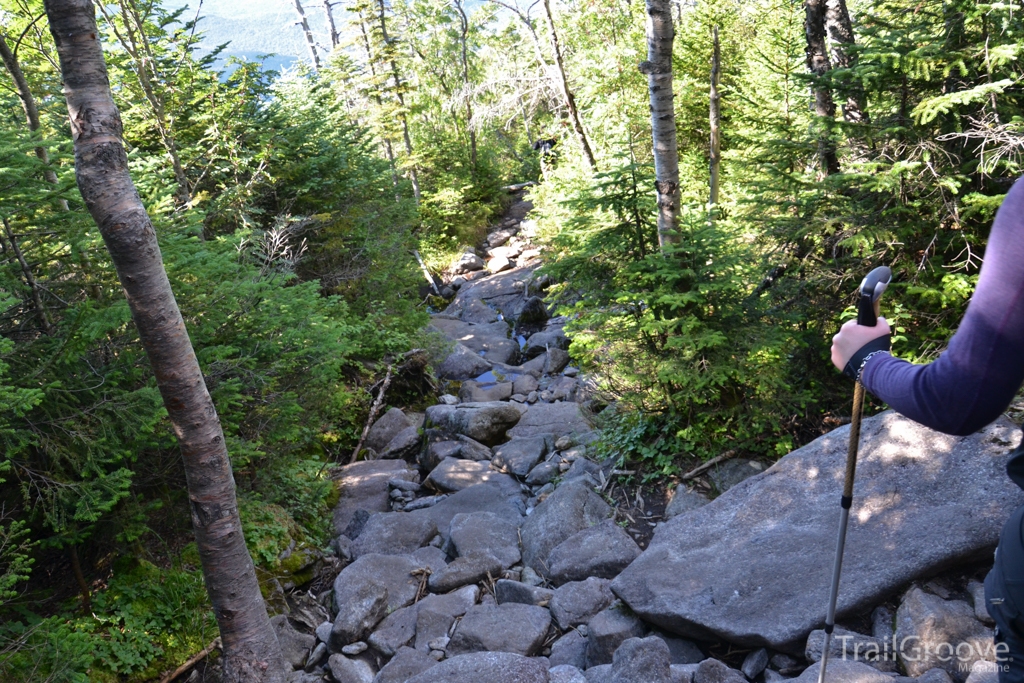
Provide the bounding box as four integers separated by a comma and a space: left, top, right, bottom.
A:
871, 606, 895, 641
514, 374, 540, 395
742, 648, 769, 679
448, 511, 522, 568
365, 408, 414, 454
612, 636, 672, 683
493, 436, 549, 477
328, 654, 376, 683
549, 664, 588, 683
452, 250, 485, 274
672, 663, 701, 683
664, 486, 711, 520
412, 545, 448, 573
965, 661, 1000, 683
350, 513, 438, 559
417, 584, 480, 617
585, 664, 613, 683
271, 615, 315, 669
526, 460, 560, 486
495, 579, 554, 606
330, 579, 389, 650
525, 326, 569, 358
367, 603, 419, 657
612, 413, 1024, 651
707, 459, 764, 493
431, 319, 520, 366
332, 459, 418, 535
516, 296, 549, 325
788, 661, 895, 683
550, 629, 588, 669
446, 603, 552, 657
437, 343, 493, 380
550, 577, 615, 630
806, 628, 893, 671
968, 580, 994, 625
457, 434, 494, 460
332, 553, 426, 617
461, 298, 500, 324
546, 519, 641, 584
404, 651, 549, 683
508, 401, 592, 439
425, 458, 521, 495
372, 646, 437, 683
426, 402, 523, 446
380, 425, 422, 460
652, 633, 704, 665
415, 608, 454, 653
895, 586, 994, 681
586, 602, 647, 667
304, 641, 328, 672
544, 348, 571, 374
428, 553, 504, 593
460, 381, 513, 403
408, 483, 524, 542
520, 478, 612, 572
694, 658, 747, 683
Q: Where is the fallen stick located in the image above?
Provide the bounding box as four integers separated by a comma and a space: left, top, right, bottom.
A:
350, 364, 394, 463
412, 250, 440, 295
501, 181, 537, 192
159, 637, 221, 683
681, 449, 737, 480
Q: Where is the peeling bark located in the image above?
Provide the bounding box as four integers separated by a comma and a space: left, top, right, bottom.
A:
825, 0, 868, 123
641, 0, 680, 248
42, 1, 287, 680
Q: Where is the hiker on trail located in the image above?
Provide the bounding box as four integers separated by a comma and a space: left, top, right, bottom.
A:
830, 178, 1024, 683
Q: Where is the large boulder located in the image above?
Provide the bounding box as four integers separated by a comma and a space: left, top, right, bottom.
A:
349, 513, 438, 559
425, 458, 521, 496
426, 402, 523, 446
332, 553, 427, 616
446, 603, 552, 657
611, 412, 1024, 652
404, 652, 549, 683
365, 408, 414, 454
546, 518, 642, 584
507, 402, 592, 440
492, 436, 550, 477
408, 483, 524, 542
448, 511, 522, 568
332, 460, 418, 536
520, 478, 612, 572
431, 319, 519, 365
459, 380, 513, 403
436, 343, 493, 381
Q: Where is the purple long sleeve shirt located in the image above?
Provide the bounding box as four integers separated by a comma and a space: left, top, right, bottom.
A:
861, 178, 1024, 436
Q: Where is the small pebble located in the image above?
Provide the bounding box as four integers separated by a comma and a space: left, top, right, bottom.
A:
342, 642, 367, 655
428, 636, 450, 650
429, 650, 445, 661
521, 566, 542, 586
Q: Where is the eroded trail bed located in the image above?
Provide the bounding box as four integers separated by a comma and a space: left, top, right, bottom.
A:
281, 194, 1023, 683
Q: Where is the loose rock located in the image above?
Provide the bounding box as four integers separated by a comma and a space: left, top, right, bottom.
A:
586, 601, 647, 667
494, 579, 554, 606
546, 518, 641, 584
612, 636, 672, 683
350, 513, 438, 559
549, 577, 615, 630
373, 646, 437, 683
448, 511, 522, 568
895, 586, 994, 681
520, 478, 612, 572
404, 651, 549, 683
427, 553, 504, 593
492, 436, 549, 477
446, 603, 552, 657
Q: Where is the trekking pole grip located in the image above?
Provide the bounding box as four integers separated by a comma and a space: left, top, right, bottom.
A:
857, 266, 892, 326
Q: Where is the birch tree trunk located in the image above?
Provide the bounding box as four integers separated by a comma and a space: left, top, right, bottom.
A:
640, 0, 680, 248
709, 25, 721, 208
804, 0, 840, 175
42, 1, 288, 680
825, 0, 868, 123
542, 0, 597, 171
293, 0, 322, 70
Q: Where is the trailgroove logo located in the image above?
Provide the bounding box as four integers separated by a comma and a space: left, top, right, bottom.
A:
834, 635, 1011, 672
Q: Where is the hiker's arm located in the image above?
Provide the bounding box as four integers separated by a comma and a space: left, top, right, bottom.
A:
859, 178, 1024, 436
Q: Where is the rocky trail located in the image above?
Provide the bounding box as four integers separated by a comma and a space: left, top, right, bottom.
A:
275, 193, 1024, 683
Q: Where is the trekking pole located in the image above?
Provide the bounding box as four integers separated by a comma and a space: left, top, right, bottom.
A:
818, 265, 892, 683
